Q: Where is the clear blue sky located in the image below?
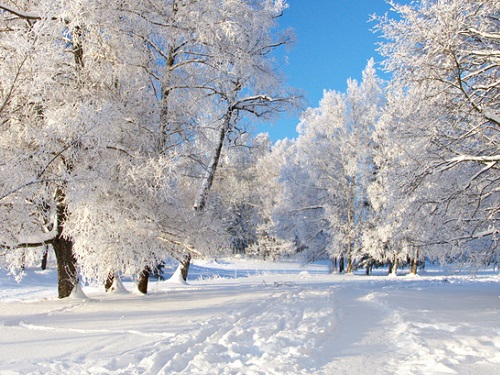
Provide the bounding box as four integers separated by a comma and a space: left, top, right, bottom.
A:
260, 0, 403, 142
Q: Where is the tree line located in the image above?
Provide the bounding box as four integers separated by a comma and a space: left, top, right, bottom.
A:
1, 0, 498, 297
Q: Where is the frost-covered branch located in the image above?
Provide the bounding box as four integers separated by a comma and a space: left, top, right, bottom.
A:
0, 3, 41, 20
0, 138, 80, 202
0, 2, 69, 22
445, 155, 500, 166
232, 95, 290, 112
157, 234, 202, 257
0, 205, 58, 250
0, 178, 66, 202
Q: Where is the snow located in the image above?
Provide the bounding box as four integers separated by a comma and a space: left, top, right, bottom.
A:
0, 259, 499, 375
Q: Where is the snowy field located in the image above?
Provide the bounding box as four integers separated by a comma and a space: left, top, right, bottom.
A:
0, 259, 499, 375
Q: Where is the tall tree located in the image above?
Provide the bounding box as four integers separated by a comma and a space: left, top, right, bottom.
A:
375, 0, 500, 266
191, 0, 298, 212
278, 61, 383, 271
0, 0, 297, 295
0, 0, 111, 296
0, 0, 183, 294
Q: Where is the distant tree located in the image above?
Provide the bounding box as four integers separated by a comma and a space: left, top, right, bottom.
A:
278, 61, 384, 272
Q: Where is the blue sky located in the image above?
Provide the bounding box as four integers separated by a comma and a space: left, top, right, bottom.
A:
260, 0, 401, 142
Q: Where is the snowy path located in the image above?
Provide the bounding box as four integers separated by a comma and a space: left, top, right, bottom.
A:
0, 261, 499, 374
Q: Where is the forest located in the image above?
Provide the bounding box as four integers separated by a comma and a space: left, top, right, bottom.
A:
0, 0, 498, 298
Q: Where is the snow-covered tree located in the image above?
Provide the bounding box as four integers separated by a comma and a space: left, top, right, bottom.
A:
374, 0, 500, 267
0, 0, 144, 296
191, 0, 298, 212
278, 61, 384, 272
0, 0, 297, 296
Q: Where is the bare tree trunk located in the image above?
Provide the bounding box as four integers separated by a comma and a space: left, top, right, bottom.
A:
410, 247, 419, 275
346, 245, 354, 273
330, 258, 337, 274
392, 254, 399, 276
339, 256, 345, 274
105, 272, 115, 292
41, 245, 49, 270
52, 189, 77, 299
137, 267, 150, 294
180, 253, 192, 282
194, 110, 232, 211
53, 235, 77, 298
365, 261, 372, 275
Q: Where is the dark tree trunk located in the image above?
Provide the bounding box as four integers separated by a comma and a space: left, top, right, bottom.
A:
339, 256, 345, 274
194, 110, 232, 211
41, 245, 49, 270
52, 235, 77, 298
52, 188, 77, 299
137, 267, 150, 294
105, 272, 115, 292
180, 253, 192, 281
387, 261, 393, 275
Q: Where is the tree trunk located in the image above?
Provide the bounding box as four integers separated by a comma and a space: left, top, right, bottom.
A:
137, 267, 150, 294
410, 247, 419, 275
330, 258, 337, 274
105, 272, 115, 292
339, 256, 345, 274
346, 248, 354, 273
387, 261, 393, 275
41, 245, 49, 270
52, 188, 77, 299
365, 262, 372, 275
194, 110, 232, 211
392, 255, 399, 276
180, 253, 192, 281
52, 235, 77, 298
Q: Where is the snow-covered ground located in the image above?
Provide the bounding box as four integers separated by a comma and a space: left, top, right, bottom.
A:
0, 259, 499, 375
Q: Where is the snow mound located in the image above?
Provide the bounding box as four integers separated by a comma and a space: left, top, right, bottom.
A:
166, 264, 188, 285
106, 277, 128, 294
69, 282, 87, 300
